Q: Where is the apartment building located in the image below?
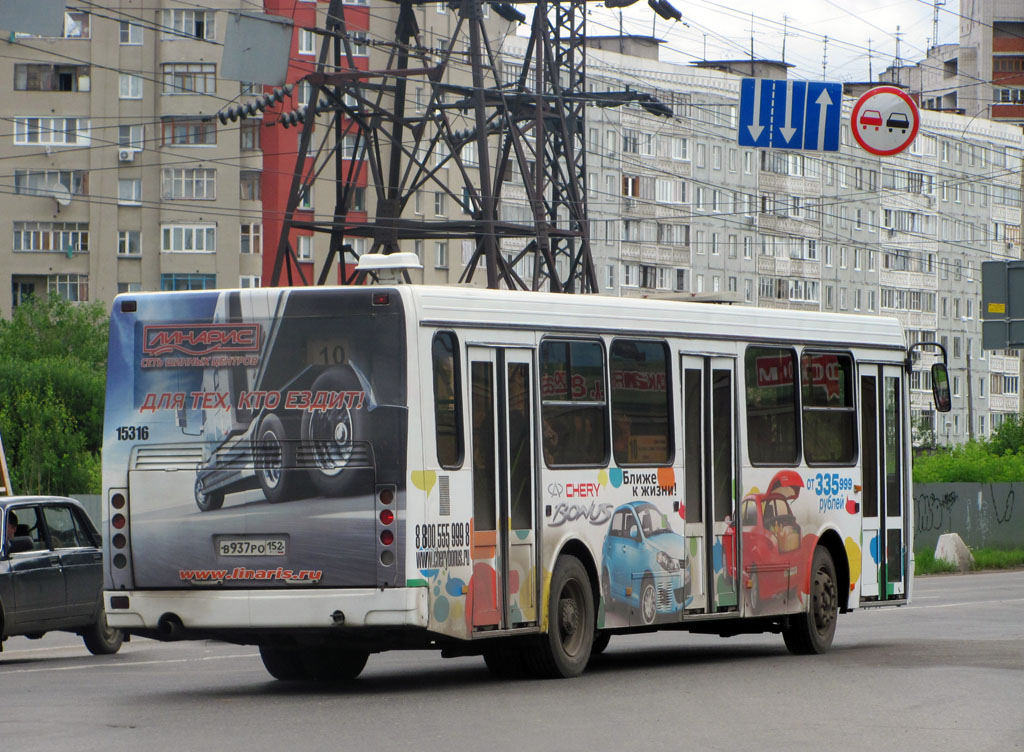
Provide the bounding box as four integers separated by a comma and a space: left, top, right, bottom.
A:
0, 2, 265, 314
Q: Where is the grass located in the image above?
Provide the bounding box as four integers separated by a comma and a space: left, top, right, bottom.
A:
914, 547, 1024, 575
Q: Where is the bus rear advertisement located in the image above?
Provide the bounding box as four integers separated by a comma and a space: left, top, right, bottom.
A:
103, 284, 949, 681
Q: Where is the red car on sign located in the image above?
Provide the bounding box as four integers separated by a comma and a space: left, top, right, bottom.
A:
859, 110, 883, 130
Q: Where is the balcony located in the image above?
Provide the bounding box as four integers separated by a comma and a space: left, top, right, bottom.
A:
989, 393, 1021, 413
757, 214, 819, 238
879, 269, 938, 290
758, 172, 821, 196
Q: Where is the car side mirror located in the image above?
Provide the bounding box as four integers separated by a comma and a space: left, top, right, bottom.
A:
628, 524, 639, 540
8, 536, 34, 555
931, 363, 952, 412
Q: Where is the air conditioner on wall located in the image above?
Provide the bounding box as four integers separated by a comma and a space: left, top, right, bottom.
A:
118, 148, 135, 163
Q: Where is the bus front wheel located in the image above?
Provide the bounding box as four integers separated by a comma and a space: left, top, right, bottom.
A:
783, 546, 838, 655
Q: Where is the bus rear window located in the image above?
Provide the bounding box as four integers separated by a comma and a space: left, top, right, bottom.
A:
610, 339, 672, 466
745, 346, 799, 465
801, 351, 856, 464
540, 339, 607, 466
432, 332, 463, 468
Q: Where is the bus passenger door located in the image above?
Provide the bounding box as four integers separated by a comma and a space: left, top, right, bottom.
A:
468, 347, 538, 632
859, 364, 907, 600
680, 355, 739, 614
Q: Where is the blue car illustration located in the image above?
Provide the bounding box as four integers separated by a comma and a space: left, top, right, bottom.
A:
601, 501, 690, 625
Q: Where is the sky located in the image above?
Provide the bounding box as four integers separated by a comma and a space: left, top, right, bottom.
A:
592, 0, 961, 83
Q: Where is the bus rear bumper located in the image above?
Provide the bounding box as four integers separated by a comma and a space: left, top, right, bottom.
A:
104, 587, 428, 631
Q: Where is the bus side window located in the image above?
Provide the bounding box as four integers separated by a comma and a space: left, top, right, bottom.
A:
609, 338, 672, 466
432, 331, 463, 468
539, 339, 608, 467
801, 351, 857, 465
744, 346, 800, 465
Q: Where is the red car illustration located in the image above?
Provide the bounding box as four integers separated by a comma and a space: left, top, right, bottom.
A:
859, 109, 883, 130
723, 470, 808, 611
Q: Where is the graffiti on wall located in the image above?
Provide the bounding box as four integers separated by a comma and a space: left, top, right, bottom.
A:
913, 483, 1023, 553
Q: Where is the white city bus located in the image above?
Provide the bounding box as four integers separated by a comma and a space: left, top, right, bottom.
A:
102, 283, 949, 680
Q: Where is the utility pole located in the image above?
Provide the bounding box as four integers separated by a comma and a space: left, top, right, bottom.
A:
963, 316, 975, 441
822, 36, 828, 79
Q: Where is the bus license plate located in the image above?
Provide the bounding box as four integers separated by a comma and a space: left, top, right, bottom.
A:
217, 538, 287, 556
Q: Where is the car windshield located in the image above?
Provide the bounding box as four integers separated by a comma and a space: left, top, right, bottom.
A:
635, 503, 673, 536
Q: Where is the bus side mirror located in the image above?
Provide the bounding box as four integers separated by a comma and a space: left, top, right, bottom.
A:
931, 363, 952, 412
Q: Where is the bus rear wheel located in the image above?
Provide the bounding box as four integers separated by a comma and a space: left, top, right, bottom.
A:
528, 555, 594, 678
783, 546, 838, 655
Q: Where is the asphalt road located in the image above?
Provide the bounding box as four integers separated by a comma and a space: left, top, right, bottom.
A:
2, 571, 1022, 752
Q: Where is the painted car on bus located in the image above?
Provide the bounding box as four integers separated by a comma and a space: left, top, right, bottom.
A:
601, 501, 690, 625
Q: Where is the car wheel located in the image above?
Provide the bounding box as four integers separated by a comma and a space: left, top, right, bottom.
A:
783, 546, 839, 655
526, 555, 594, 678
300, 367, 366, 497
255, 414, 300, 503
194, 475, 224, 512
639, 576, 657, 625
82, 608, 124, 655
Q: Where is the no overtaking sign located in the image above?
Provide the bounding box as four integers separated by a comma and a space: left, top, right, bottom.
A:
850, 86, 920, 156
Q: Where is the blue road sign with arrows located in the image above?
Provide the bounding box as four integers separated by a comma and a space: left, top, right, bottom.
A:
738, 78, 842, 151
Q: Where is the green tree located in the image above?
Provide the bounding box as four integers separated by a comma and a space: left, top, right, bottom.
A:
0, 296, 108, 494
987, 414, 1024, 457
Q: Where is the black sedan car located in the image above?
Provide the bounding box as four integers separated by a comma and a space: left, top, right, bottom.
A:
2, 496, 122, 655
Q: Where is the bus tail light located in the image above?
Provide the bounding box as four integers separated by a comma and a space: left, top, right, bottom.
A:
375, 484, 397, 577
107, 488, 132, 583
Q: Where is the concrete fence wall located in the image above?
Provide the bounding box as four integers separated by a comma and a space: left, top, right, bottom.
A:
914, 484, 1023, 553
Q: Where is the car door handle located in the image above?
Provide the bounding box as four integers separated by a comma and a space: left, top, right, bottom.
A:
92, 552, 102, 561
48, 556, 61, 567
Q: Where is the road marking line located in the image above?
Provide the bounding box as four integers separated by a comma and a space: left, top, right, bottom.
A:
0, 652, 257, 675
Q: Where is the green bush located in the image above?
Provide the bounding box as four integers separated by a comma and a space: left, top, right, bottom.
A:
0, 297, 107, 495
913, 440, 1024, 482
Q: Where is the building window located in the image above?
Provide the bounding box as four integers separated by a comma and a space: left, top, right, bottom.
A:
118, 230, 141, 256
15, 64, 90, 92
160, 273, 216, 291
14, 117, 90, 146
160, 10, 216, 40
48, 274, 89, 301
14, 222, 89, 254
14, 170, 88, 196
241, 224, 262, 254
119, 74, 143, 99
120, 21, 142, 45
161, 168, 217, 200
434, 192, 446, 216
117, 282, 142, 294
240, 120, 261, 151
296, 235, 313, 260
119, 124, 144, 150
239, 170, 261, 201
239, 223, 262, 256
298, 28, 316, 55
161, 224, 216, 252
239, 276, 261, 289
435, 241, 448, 269
161, 63, 216, 95
161, 117, 216, 146
118, 178, 142, 205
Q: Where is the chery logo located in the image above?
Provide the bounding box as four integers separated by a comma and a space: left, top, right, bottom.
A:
143, 324, 261, 357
